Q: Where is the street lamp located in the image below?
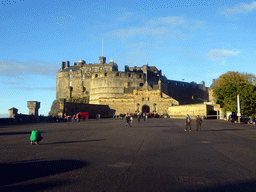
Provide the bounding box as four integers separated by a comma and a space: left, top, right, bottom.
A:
237, 94, 241, 123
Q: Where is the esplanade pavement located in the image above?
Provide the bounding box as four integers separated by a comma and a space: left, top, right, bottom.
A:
0, 118, 256, 192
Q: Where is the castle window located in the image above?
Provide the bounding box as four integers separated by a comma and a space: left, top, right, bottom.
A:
104, 68, 108, 71
128, 74, 131, 77
84, 69, 86, 73
69, 81, 72, 87
95, 74, 98, 78
139, 74, 142, 78
69, 69, 72, 72
142, 98, 144, 101
82, 74, 85, 79
105, 73, 107, 76
148, 97, 150, 101
94, 68, 97, 72
69, 74, 72, 79
116, 73, 119, 76
82, 81, 84, 86
175, 83, 177, 85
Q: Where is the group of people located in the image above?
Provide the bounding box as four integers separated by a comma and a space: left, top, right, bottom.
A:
185, 114, 203, 132
29, 113, 203, 145
125, 113, 149, 127
66, 114, 81, 124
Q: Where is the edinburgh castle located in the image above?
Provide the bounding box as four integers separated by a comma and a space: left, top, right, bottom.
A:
51, 56, 222, 118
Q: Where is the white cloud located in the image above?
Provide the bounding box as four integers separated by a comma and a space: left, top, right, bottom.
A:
202, 73, 222, 78
0, 60, 59, 77
8, 86, 56, 91
221, 2, 256, 16
104, 16, 205, 39
206, 49, 240, 61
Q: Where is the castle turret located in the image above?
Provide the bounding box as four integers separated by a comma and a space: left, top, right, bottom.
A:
99, 56, 106, 64
61, 61, 66, 70
8, 107, 18, 118
66, 60, 70, 68
27, 101, 40, 116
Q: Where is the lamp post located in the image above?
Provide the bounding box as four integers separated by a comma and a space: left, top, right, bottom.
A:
237, 94, 241, 123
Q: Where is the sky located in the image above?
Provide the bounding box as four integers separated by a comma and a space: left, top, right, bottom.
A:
1, 0, 256, 118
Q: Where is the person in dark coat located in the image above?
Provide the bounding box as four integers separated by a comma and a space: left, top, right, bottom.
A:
196, 115, 203, 131
125, 114, 132, 127
185, 114, 192, 132
138, 113, 141, 123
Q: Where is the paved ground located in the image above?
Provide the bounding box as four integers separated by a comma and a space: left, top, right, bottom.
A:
0, 118, 256, 192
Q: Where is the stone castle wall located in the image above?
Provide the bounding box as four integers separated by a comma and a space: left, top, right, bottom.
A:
168, 103, 223, 119
90, 71, 145, 104
99, 90, 179, 115
55, 57, 214, 117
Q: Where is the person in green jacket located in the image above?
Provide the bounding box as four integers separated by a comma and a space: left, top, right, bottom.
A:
30, 130, 43, 145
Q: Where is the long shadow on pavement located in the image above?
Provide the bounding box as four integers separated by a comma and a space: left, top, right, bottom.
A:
0, 159, 89, 190
0, 131, 46, 136
203, 129, 242, 132
43, 139, 106, 145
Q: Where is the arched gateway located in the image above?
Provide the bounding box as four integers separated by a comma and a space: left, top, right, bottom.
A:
142, 105, 150, 113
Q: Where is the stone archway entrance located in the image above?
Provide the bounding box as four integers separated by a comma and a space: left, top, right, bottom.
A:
142, 105, 150, 113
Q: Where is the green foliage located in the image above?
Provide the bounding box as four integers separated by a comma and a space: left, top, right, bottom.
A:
212, 71, 256, 116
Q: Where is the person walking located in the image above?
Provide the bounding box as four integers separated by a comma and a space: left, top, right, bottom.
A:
30, 130, 43, 145
71, 115, 75, 123
138, 113, 141, 123
185, 114, 192, 132
76, 113, 81, 124
196, 115, 203, 131
125, 114, 132, 128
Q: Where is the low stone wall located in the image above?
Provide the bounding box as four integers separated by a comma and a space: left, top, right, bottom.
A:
168, 103, 224, 119
63, 102, 115, 118
0, 115, 59, 126
168, 104, 210, 119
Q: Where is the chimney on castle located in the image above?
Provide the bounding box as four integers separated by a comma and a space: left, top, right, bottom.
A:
99, 56, 106, 64
61, 61, 66, 70
66, 61, 70, 68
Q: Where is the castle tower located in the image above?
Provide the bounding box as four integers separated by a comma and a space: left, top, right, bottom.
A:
99, 56, 106, 64
27, 101, 40, 116
61, 61, 65, 70
8, 107, 18, 118
66, 60, 70, 68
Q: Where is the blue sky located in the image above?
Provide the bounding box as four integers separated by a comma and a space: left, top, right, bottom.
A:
1, 0, 256, 117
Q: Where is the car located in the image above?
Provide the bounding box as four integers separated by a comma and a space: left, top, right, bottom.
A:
240, 116, 249, 124
247, 117, 256, 125
229, 114, 238, 123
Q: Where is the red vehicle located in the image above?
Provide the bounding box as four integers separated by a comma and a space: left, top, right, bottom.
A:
77, 112, 89, 119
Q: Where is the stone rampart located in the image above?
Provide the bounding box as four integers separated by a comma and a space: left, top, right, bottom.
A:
168, 103, 223, 119
90, 71, 145, 104
168, 104, 210, 119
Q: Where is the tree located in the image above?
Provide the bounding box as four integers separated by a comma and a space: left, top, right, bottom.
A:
212, 71, 256, 116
